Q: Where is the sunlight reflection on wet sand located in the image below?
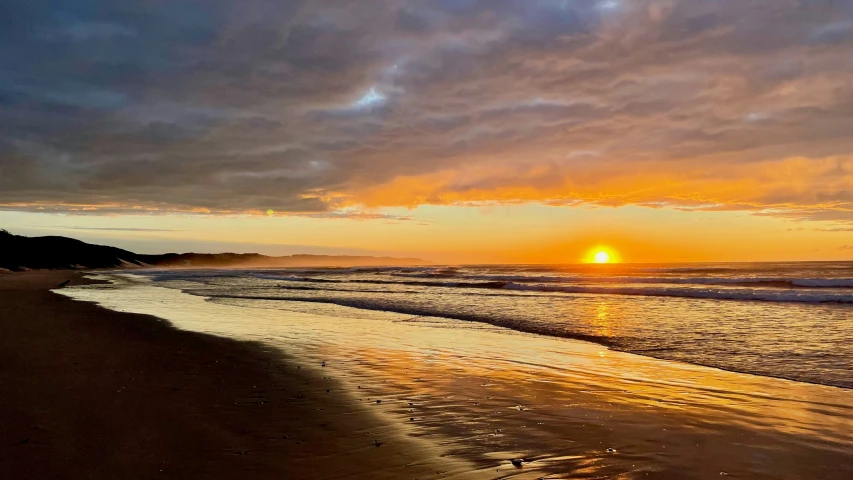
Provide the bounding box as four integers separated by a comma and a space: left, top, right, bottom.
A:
60, 274, 853, 479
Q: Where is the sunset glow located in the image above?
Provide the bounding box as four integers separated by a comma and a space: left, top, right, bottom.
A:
1, 0, 853, 265
3, 2, 853, 478
583, 246, 620, 264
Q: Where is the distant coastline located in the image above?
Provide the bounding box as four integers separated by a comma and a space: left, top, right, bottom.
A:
0, 229, 431, 271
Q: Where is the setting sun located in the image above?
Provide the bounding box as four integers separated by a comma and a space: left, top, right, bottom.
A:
583, 246, 620, 264
4, 0, 853, 476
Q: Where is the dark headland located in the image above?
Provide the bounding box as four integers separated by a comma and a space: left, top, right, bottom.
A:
0, 229, 430, 271
0, 230, 482, 479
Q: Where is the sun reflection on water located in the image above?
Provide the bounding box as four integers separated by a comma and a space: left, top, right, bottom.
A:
56, 274, 853, 480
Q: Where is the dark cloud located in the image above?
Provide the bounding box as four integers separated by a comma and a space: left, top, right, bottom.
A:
2, 0, 853, 221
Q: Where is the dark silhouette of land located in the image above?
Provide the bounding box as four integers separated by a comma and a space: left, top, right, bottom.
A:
0, 229, 429, 271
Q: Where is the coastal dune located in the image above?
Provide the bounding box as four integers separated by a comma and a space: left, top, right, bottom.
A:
0, 272, 483, 479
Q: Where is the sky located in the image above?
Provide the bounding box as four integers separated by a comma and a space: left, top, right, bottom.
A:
3, 0, 853, 263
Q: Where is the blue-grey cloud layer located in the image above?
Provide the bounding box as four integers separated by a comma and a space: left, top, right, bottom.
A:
3, 0, 853, 219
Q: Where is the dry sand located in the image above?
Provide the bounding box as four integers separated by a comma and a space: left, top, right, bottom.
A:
0, 272, 485, 479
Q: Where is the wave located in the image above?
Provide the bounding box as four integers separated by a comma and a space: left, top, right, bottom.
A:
788, 278, 853, 287
500, 283, 853, 303
382, 272, 853, 289
390, 272, 576, 282
150, 267, 853, 304
146, 265, 853, 291
204, 293, 615, 347
607, 276, 853, 288
200, 290, 853, 388
145, 265, 853, 390
269, 277, 853, 303
282, 278, 511, 289
638, 267, 738, 273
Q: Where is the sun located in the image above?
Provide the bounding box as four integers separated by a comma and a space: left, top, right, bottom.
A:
583, 246, 620, 264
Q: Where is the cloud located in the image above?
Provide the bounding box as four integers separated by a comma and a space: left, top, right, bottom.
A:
839, 245, 853, 250
275, 210, 421, 221
53, 227, 180, 232
2, 0, 853, 221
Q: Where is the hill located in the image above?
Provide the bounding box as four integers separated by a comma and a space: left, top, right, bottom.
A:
0, 230, 430, 271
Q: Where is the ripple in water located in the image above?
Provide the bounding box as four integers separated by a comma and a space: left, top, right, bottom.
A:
145, 262, 853, 388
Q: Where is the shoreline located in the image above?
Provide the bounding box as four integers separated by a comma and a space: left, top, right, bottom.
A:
58, 271, 853, 479
0, 271, 485, 479
137, 264, 853, 389
154, 281, 852, 391
180, 290, 853, 391
5, 270, 853, 479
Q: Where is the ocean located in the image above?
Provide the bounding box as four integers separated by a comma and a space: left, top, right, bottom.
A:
58, 264, 853, 478
141, 262, 853, 389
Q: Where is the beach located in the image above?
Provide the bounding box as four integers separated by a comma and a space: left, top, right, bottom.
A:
6, 0, 853, 478
0, 272, 486, 479
21, 269, 852, 479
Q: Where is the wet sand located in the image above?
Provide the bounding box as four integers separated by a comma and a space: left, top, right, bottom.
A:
57, 273, 853, 479
0, 272, 486, 479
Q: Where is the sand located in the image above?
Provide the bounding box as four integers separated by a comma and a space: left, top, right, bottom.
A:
0, 272, 485, 479
5, 270, 853, 479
